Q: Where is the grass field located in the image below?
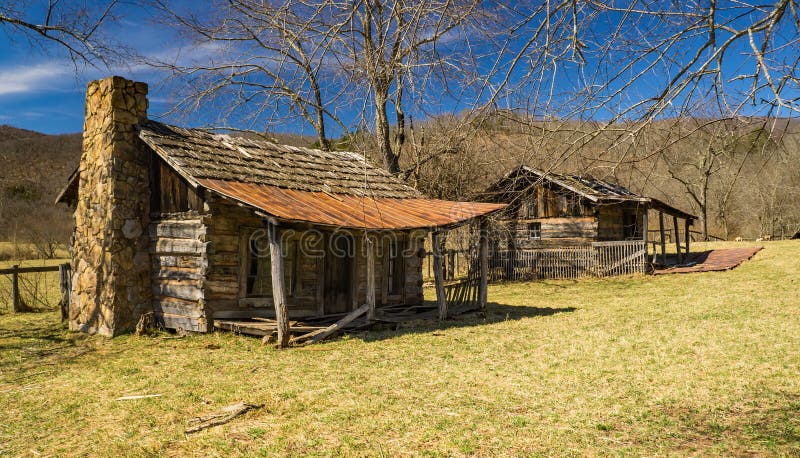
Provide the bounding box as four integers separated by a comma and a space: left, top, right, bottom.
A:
1, 241, 799, 456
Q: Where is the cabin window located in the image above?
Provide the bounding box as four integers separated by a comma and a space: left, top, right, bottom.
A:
528, 222, 542, 239
245, 235, 296, 298
387, 239, 405, 295
524, 198, 538, 218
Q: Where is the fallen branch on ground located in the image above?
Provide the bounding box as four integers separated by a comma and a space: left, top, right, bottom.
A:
185, 402, 263, 434
115, 394, 162, 401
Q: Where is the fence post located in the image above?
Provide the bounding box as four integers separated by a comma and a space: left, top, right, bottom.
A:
58, 263, 71, 322
11, 264, 20, 313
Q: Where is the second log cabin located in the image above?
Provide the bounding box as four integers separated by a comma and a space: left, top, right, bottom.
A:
480, 166, 697, 268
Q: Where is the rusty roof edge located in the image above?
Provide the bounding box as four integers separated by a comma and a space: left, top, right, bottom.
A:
201, 179, 506, 230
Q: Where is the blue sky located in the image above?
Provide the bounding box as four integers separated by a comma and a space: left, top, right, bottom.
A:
0, 2, 186, 134
0, 1, 797, 135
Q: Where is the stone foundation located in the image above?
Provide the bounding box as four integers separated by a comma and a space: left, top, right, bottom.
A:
69, 76, 152, 336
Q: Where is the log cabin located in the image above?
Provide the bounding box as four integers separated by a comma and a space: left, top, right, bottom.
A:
480, 166, 697, 276
56, 76, 504, 341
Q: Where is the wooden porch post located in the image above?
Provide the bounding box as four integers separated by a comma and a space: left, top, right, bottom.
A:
684, 218, 691, 258
266, 220, 290, 348
642, 208, 649, 257
659, 211, 666, 265
478, 218, 489, 312
433, 231, 448, 320
672, 215, 682, 263
365, 234, 376, 321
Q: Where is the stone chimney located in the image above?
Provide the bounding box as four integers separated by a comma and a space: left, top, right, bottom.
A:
69, 76, 152, 336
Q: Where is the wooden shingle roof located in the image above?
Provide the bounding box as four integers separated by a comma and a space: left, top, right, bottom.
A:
483, 165, 648, 203
139, 121, 420, 199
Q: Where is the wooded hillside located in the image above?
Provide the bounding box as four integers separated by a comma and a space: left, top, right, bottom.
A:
0, 126, 80, 257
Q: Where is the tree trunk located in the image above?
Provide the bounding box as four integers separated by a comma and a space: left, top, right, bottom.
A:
375, 91, 399, 174
312, 80, 330, 151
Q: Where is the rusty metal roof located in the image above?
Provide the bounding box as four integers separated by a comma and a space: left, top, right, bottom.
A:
200, 179, 506, 230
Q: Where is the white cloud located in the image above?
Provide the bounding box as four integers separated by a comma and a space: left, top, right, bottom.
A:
0, 63, 70, 96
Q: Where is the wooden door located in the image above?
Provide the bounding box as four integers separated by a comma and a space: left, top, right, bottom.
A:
324, 233, 354, 314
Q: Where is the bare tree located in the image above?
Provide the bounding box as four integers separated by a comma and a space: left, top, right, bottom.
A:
0, 0, 119, 65
338, 0, 484, 173
152, 0, 355, 149
154, 0, 490, 169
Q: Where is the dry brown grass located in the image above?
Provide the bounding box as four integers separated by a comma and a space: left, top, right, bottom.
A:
1, 241, 798, 456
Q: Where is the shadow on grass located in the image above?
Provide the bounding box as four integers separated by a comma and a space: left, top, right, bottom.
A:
0, 312, 94, 372
361, 301, 577, 343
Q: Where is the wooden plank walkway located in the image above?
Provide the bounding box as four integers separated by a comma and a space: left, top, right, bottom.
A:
653, 246, 763, 275
214, 303, 446, 340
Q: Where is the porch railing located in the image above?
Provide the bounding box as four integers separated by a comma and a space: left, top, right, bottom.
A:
489, 240, 648, 281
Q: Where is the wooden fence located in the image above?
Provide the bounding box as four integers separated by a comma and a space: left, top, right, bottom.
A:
489, 240, 648, 281
442, 268, 481, 313
0, 263, 71, 318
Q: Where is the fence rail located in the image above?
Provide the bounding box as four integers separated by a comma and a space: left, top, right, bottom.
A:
0, 263, 71, 316
489, 240, 648, 281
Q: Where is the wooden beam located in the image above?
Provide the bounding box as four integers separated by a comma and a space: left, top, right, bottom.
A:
684, 218, 691, 258
365, 235, 376, 321
478, 218, 489, 312
266, 220, 289, 348
58, 263, 71, 322
642, 208, 649, 258
432, 231, 447, 320
293, 303, 370, 345
659, 211, 666, 265
672, 215, 682, 263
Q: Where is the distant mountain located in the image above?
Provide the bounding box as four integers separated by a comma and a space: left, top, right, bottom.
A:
0, 125, 82, 251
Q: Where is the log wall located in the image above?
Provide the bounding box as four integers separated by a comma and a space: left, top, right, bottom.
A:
494, 217, 599, 249
597, 202, 646, 241
149, 217, 209, 332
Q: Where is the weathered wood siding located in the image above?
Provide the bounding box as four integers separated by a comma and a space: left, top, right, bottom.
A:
150, 218, 209, 332
203, 197, 274, 318
493, 217, 599, 249
491, 184, 599, 249
351, 232, 425, 308
597, 203, 646, 241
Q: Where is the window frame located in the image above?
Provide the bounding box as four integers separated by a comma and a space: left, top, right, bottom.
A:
528, 222, 542, 240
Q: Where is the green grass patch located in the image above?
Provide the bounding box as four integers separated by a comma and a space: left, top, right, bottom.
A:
0, 241, 799, 455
